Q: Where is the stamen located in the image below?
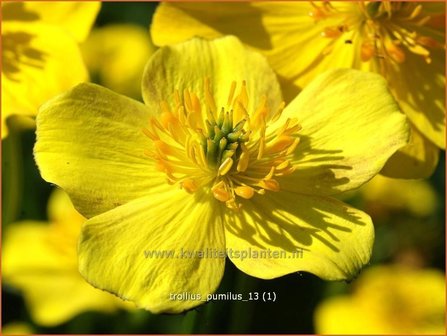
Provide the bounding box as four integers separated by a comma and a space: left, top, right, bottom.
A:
181, 178, 198, 193
226, 81, 237, 108
309, 1, 442, 71
235, 186, 255, 199
143, 79, 301, 210
218, 157, 233, 176
212, 181, 231, 202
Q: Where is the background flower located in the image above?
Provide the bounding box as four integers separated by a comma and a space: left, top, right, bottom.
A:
151, 1, 446, 178
1, 1, 100, 138
314, 265, 446, 334
81, 24, 156, 100
2, 189, 132, 326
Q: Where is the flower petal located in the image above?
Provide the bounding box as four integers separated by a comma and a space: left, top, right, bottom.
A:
142, 36, 282, 118
34, 83, 164, 218
150, 2, 366, 103
2, 222, 126, 326
277, 69, 409, 196
78, 189, 226, 313
9, 1, 101, 42
225, 191, 373, 280
2, 21, 88, 138
388, 47, 445, 149
151, 2, 275, 49
381, 125, 440, 179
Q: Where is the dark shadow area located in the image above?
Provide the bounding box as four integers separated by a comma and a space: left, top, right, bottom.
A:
226, 190, 364, 256
2, 2, 39, 22
391, 48, 445, 133
281, 135, 352, 195
2, 32, 47, 82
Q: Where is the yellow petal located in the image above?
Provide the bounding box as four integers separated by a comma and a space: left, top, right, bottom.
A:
34, 83, 164, 218
381, 125, 440, 179
388, 48, 445, 149
2, 21, 88, 138
142, 36, 282, 119
46, 188, 86, 241
78, 189, 225, 313
152, 2, 445, 156
277, 69, 409, 196
2, 222, 126, 326
225, 191, 373, 281
10, 1, 101, 42
151, 3, 271, 48
82, 24, 156, 99
151, 2, 365, 103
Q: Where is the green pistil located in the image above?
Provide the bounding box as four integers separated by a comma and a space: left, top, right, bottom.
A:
205, 109, 247, 166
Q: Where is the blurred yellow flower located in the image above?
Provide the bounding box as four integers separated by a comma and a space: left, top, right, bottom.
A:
34, 36, 408, 313
151, 1, 445, 178
2, 322, 33, 335
360, 175, 438, 217
2, 189, 131, 326
1, 1, 100, 138
315, 265, 446, 334
81, 24, 156, 99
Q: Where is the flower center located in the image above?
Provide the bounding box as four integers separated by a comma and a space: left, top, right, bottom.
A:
143, 80, 300, 210
309, 1, 443, 69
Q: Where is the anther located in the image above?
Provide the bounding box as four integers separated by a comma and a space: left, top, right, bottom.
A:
218, 157, 234, 176
235, 186, 255, 199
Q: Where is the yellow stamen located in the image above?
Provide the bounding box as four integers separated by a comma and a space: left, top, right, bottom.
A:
143, 80, 301, 210
235, 186, 255, 199
259, 179, 280, 192
218, 157, 234, 176
310, 1, 442, 72
181, 178, 198, 193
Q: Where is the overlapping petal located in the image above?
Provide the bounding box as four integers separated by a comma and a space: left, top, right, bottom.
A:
78, 188, 226, 313
34, 83, 164, 218
225, 191, 373, 280
388, 48, 445, 149
17, 1, 100, 42
142, 36, 282, 118
151, 2, 445, 179
277, 69, 409, 195
381, 125, 440, 178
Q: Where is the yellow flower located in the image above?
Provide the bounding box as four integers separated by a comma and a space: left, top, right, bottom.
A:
81, 24, 156, 99
360, 175, 438, 217
2, 189, 130, 326
314, 265, 446, 334
34, 36, 409, 313
151, 1, 445, 178
1, 1, 100, 138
